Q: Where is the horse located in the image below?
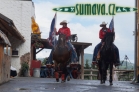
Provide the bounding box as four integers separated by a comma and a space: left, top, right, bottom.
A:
98, 32, 116, 85
53, 33, 71, 82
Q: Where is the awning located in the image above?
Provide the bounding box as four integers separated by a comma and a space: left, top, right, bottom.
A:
0, 30, 11, 46
31, 38, 92, 50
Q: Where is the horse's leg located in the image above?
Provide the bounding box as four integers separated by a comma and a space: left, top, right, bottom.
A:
102, 61, 109, 83
109, 62, 113, 85
61, 63, 66, 83
64, 66, 67, 81
66, 67, 70, 81
103, 62, 109, 83
54, 61, 59, 82
98, 61, 103, 84
101, 60, 105, 84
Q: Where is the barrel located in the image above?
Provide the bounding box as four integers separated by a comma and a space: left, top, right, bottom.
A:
33, 68, 40, 77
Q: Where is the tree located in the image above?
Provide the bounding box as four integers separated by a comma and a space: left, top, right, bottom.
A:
85, 59, 90, 69
41, 57, 48, 65
84, 59, 90, 80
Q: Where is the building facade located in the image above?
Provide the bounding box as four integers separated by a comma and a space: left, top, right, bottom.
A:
0, 0, 35, 74
137, 0, 139, 82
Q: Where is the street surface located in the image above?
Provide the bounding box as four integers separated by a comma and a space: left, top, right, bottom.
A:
0, 77, 139, 92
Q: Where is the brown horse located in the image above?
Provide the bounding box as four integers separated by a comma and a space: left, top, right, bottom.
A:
53, 33, 71, 82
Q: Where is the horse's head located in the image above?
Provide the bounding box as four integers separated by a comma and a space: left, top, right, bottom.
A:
57, 33, 66, 46
102, 32, 115, 50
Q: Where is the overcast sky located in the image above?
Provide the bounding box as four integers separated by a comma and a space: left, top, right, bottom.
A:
32, 0, 135, 63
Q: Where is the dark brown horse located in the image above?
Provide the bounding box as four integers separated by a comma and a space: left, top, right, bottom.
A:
98, 32, 116, 85
53, 33, 71, 82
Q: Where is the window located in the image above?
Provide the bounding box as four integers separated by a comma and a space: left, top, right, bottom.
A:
12, 50, 19, 56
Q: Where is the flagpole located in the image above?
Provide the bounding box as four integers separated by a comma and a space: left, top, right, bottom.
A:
113, 16, 114, 32
54, 12, 57, 47
55, 12, 57, 29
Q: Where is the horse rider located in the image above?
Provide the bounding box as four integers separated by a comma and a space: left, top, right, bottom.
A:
47, 20, 78, 64
92, 21, 120, 66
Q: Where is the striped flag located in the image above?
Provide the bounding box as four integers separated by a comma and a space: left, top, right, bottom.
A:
109, 17, 114, 32
48, 13, 57, 47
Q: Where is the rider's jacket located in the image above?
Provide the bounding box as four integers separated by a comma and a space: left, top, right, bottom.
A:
99, 28, 111, 39
56, 27, 71, 40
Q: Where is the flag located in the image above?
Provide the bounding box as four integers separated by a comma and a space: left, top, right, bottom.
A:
109, 17, 114, 32
48, 13, 57, 47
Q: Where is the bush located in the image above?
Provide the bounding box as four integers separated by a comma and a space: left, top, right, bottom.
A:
20, 62, 29, 76
41, 58, 48, 65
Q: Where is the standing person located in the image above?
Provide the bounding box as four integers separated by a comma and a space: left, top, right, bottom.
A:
50, 62, 54, 78
66, 63, 73, 79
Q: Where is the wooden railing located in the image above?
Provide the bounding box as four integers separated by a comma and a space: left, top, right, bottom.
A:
84, 69, 134, 80
114, 69, 134, 72
84, 69, 98, 80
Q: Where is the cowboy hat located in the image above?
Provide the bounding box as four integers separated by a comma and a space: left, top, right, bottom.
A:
60, 20, 68, 25
100, 21, 107, 27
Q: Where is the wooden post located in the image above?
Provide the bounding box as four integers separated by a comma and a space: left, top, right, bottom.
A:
10, 47, 12, 56
81, 46, 84, 79
0, 44, 4, 82
33, 47, 36, 60
90, 69, 92, 80
6, 45, 8, 54
31, 45, 33, 61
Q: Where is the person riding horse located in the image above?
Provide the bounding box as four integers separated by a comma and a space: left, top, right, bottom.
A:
47, 20, 78, 65
92, 21, 120, 66
99, 32, 116, 85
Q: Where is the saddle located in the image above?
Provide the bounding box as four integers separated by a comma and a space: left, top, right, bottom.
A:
96, 43, 116, 61
96, 43, 104, 61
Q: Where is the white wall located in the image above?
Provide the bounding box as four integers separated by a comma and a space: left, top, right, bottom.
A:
0, 0, 35, 73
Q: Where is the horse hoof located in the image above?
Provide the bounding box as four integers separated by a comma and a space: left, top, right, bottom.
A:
61, 80, 65, 83
56, 79, 59, 82
101, 80, 105, 84
67, 76, 70, 81
110, 82, 113, 85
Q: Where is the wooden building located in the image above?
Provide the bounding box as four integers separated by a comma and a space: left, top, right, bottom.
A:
0, 13, 24, 84
0, 1, 35, 75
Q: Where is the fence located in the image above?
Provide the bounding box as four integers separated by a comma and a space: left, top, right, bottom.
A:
84, 69, 134, 80
84, 69, 98, 80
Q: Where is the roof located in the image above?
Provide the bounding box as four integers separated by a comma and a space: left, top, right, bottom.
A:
71, 42, 92, 50
0, 30, 11, 46
0, 13, 25, 42
31, 38, 92, 50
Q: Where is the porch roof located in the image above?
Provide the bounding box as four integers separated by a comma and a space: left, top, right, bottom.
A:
32, 39, 92, 50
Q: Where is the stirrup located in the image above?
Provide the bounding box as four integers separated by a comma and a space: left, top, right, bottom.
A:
96, 58, 100, 61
